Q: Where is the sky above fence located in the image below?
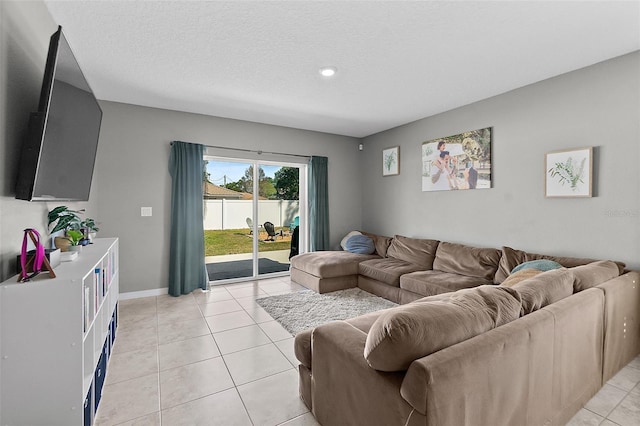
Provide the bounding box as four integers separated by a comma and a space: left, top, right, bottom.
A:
206, 161, 281, 186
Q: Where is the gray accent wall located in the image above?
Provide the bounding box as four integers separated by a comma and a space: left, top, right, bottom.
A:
0, 1, 99, 283
95, 102, 362, 293
1, 0, 638, 293
361, 51, 640, 270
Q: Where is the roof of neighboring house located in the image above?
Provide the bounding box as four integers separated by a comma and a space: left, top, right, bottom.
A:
239, 192, 268, 200
203, 181, 268, 200
203, 181, 243, 199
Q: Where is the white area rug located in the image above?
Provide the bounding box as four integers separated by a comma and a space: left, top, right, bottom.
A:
256, 288, 398, 336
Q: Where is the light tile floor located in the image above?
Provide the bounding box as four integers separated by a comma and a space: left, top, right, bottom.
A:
567, 357, 640, 426
95, 276, 317, 426
95, 276, 640, 426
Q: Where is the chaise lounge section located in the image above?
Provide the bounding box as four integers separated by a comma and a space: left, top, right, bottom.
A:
290, 251, 379, 294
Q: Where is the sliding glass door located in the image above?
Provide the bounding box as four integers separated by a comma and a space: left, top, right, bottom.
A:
203, 156, 306, 283
257, 164, 304, 276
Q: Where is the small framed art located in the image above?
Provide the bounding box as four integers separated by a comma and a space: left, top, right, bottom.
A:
382, 146, 399, 176
545, 147, 593, 198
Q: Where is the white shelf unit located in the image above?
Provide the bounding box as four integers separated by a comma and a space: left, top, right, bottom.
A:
0, 238, 119, 426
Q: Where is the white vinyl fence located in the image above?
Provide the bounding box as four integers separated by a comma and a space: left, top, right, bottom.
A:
204, 199, 300, 230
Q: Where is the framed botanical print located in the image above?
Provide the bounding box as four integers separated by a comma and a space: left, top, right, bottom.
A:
383, 146, 400, 176
545, 147, 593, 198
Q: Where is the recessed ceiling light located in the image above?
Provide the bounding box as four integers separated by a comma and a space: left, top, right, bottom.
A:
319, 66, 337, 77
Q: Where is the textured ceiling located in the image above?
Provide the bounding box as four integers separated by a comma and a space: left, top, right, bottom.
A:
44, 1, 640, 138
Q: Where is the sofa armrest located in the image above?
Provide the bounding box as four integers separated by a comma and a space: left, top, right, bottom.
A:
294, 329, 312, 369
401, 309, 555, 426
597, 271, 640, 382
311, 321, 417, 426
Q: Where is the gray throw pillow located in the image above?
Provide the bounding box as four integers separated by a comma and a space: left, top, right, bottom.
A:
345, 235, 375, 255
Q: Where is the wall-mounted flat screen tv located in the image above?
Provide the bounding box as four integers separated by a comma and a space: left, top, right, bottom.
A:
15, 26, 102, 201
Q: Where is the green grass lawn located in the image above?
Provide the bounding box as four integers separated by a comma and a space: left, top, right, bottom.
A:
204, 228, 292, 256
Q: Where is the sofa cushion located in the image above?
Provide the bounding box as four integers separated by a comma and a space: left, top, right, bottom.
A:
364, 285, 522, 372
511, 259, 563, 274
501, 269, 543, 287
571, 260, 620, 292
511, 268, 574, 315
432, 241, 502, 281
494, 246, 625, 284
292, 310, 395, 368
400, 270, 492, 297
386, 235, 439, 269
358, 257, 424, 287
345, 234, 376, 255
340, 231, 362, 250
290, 251, 378, 278
361, 231, 393, 258
345, 309, 392, 334
412, 292, 456, 304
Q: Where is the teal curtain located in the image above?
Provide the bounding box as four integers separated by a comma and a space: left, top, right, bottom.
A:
309, 156, 329, 251
168, 141, 207, 296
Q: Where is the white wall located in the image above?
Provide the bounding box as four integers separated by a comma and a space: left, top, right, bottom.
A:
361, 52, 640, 270
204, 199, 299, 230
95, 102, 362, 293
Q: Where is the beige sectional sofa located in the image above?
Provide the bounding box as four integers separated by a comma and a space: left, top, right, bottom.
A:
290, 233, 625, 303
290, 234, 640, 426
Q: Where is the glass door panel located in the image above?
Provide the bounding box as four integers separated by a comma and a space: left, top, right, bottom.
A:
257, 164, 301, 276
203, 159, 256, 282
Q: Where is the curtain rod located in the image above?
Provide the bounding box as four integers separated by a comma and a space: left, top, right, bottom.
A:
170, 141, 311, 159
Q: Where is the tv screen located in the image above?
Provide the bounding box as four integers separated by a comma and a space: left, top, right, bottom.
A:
15, 26, 102, 201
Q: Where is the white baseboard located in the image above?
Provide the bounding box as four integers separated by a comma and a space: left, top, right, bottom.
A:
119, 287, 169, 300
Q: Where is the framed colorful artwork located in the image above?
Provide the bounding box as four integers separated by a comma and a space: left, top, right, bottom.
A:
421, 127, 492, 192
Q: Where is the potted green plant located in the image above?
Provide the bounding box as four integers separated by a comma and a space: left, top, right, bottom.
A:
48, 206, 83, 233
64, 230, 84, 253
81, 218, 100, 243
48, 206, 84, 251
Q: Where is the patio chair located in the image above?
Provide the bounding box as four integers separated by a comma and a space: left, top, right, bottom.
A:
264, 221, 277, 241
246, 218, 264, 235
